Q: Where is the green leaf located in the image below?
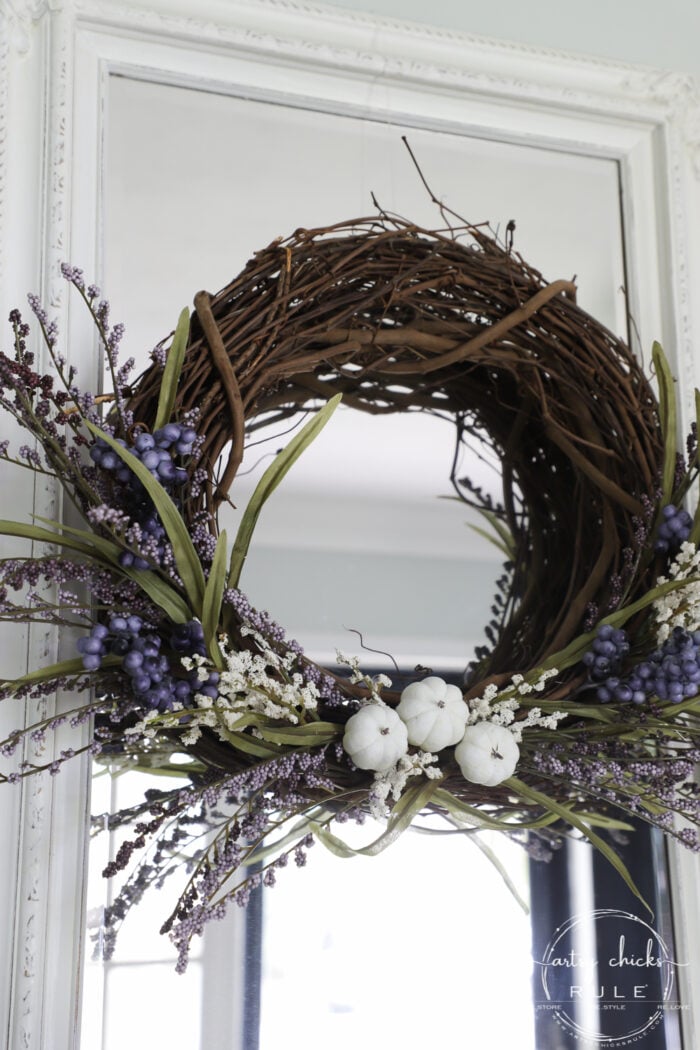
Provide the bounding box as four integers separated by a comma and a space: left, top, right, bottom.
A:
652, 342, 677, 504
530, 699, 619, 722
211, 711, 263, 733
202, 530, 228, 668
0, 519, 113, 561
207, 712, 340, 749
310, 822, 367, 859
154, 308, 190, 431
469, 508, 515, 560
257, 721, 341, 746
32, 517, 192, 624
33, 516, 124, 560
468, 524, 512, 559
312, 778, 443, 859
0, 654, 120, 693
574, 812, 635, 830
213, 727, 280, 758
228, 394, 342, 588
467, 829, 529, 914
246, 810, 329, 866
432, 787, 559, 830
83, 421, 206, 613
508, 777, 653, 916
121, 569, 192, 624
241, 801, 350, 870
536, 574, 700, 675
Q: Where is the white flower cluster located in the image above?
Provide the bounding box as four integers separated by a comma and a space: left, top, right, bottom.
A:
125, 707, 160, 741
653, 541, 700, 643
183, 631, 320, 745
335, 650, 392, 702
369, 750, 441, 820
467, 667, 565, 741
127, 630, 320, 748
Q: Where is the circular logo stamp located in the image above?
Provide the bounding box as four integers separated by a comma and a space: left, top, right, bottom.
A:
536, 909, 684, 1046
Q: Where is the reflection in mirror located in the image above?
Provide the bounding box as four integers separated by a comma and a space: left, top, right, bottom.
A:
82, 777, 533, 1049
224, 404, 504, 670
258, 819, 532, 1049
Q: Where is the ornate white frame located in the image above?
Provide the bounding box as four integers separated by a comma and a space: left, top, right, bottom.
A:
1, 1, 700, 1046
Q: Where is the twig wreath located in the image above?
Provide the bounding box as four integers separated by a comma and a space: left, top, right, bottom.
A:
2, 214, 700, 970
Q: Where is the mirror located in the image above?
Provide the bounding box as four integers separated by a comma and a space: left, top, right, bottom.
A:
227, 406, 504, 669
79, 67, 629, 1048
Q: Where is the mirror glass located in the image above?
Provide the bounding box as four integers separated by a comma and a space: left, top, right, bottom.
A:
80, 70, 628, 1048
227, 406, 504, 669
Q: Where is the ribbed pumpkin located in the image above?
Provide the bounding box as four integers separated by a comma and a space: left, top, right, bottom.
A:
396, 676, 469, 752
342, 704, 408, 772
455, 722, 520, 786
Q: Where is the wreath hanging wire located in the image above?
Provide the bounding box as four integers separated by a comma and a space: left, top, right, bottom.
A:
1, 214, 699, 969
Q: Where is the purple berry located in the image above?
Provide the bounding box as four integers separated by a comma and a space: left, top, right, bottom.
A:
135, 432, 156, 452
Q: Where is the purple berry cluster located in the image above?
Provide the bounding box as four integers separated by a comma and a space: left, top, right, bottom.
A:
654, 504, 693, 554
634, 628, 700, 703
77, 615, 219, 712
89, 422, 197, 569
584, 624, 700, 705
582, 624, 630, 685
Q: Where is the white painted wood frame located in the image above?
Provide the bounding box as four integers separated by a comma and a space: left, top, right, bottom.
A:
1, 1, 700, 1047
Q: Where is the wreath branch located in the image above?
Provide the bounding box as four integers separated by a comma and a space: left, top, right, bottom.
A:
7, 214, 694, 965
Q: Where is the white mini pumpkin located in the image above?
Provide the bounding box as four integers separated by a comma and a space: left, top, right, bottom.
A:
396, 676, 469, 752
455, 722, 520, 786
342, 704, 408, 772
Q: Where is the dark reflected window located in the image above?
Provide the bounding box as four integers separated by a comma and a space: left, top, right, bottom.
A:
530, 824, 684, 1049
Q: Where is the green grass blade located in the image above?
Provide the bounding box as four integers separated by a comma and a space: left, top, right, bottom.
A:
475, 508, 515, 558
467, 830, 529, 914
214, 728, 280, 758
574, 812, 635, 830
311, 778, 441, 859
509, 776, 652, 916
309, 821, 364, 858
0, 519, 112, 560
84, 422, 205, 613
121, 569, 192, 623
228, 394, 341, 588
0, 516, 187, 623
468, 524, 512, 559
652, 342, 677, 504
0, 654, 120, 693
529, 699, 618, 721
246, 811, 330, 866
32, 516, 192, 623
536, 574, 700, 675
432, 787, 559, 830
154, 308, 190, 430
257, 722, 341, 746
33, 516, 124, 559
202, 530, 228, 668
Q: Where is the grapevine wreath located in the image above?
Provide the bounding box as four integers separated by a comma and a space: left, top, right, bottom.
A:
2, 215, 700, 970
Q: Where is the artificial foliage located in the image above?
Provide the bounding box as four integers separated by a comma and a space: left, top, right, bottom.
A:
2, 217, 700, 969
